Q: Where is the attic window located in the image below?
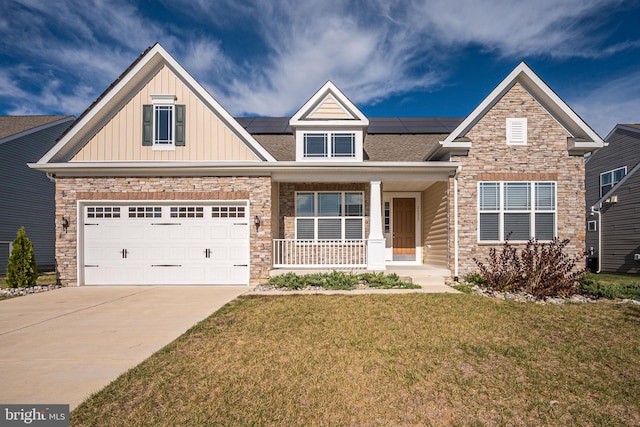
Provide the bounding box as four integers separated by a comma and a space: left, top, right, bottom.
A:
303, 132, 355, 158
143, 95, 186, 150
506, 118, 527, 145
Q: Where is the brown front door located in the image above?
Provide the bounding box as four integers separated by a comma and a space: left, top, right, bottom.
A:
393, 198, 416, 258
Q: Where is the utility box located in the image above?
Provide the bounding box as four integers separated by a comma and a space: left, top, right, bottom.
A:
634, 254, 640, 261
587, 256, 598, 272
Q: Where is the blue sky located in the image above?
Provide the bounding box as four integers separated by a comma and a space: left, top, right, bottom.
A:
1, 0, 639, 138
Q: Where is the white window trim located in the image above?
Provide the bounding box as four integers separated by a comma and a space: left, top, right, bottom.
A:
294, 191, 365, 240
599, 166, 626, 197
151, 94, 176, 151
506, 118, 527, 145
477, 181, 557, 243
587, 220, 597, 232
295, 129, 363, 162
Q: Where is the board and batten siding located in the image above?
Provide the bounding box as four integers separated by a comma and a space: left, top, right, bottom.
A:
307, 95, 353, 120
71, 66, 258, 162
0, 119, 73, 272
421, 182, 448, 268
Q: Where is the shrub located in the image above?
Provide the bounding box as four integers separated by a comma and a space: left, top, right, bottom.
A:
462, 272, 487, 287
6, 226, 38, 288
473, 238, 584, 298
579, 275, 640, 300
472, 240, 520, 292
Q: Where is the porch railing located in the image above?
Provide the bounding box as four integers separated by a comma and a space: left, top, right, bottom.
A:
272, 239, 368, 268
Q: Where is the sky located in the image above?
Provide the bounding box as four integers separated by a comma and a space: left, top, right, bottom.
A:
1, 0, 639, 138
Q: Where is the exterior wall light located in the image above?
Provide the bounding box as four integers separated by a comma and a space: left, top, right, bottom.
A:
254, 215, 261, 230
61, 217, 69, 232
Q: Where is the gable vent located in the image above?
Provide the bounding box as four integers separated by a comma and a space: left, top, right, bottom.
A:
507, 118, 527, 145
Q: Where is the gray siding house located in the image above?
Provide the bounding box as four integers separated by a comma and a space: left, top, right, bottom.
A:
0, 116, 74, 273
585, 124, 640, 274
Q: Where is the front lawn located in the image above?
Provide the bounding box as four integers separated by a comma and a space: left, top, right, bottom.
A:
72, 294, 640, 426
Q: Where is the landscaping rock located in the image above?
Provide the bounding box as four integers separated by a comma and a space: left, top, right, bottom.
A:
0, 284, 62, 298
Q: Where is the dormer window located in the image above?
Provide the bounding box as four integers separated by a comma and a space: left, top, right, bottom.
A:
297, 130, 362, 161
142, 95, 186, 150
303, 132, 355, 158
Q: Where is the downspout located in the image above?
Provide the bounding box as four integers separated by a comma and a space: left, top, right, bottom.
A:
46, 172, 56, 183
453, 166, 461, 281
590, 205, 602, 273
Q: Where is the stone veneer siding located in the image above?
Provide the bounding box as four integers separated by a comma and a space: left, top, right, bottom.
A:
55, 176, 272, 286
449, 82, 586, 276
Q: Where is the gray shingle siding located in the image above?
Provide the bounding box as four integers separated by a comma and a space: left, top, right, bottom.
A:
585, 125, 640, 273
0, 119, 73, 273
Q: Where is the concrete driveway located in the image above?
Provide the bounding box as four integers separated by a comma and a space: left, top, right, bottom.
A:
0, 286, 247, 410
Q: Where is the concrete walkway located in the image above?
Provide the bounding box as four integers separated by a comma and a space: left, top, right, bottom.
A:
0, 286, 247, 410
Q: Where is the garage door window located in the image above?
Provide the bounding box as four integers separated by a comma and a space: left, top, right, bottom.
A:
212, 206, 246, 218
87, 207, 121, 218
129, 206, 162, 218
171, 206, 204, 218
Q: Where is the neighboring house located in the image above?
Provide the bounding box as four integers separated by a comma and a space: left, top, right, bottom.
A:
0, 115, 74, 273
31, 44, 603, 286
585, 124, 640, 274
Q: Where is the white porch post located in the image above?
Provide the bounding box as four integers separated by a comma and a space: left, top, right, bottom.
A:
367, 179, 386, 270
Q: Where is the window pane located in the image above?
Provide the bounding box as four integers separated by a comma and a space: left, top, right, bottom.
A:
504, 182, 530, 210
304, 134, 327, 157
600, 172, 612, 186
296, 219, 315, 239
345, 192, 363, 216
318, 219, 342, 239
318, 193, 341, 216
333, 133, 355, 157
614, 168, 625, 182
296, 193, 315, 217
504, 213, 530, 240
479, 182, 499, 211
601, 184, 613, 197
345, 218, 363, 239
155, 105, 173, 144
479, 213, 499, 241
535, 213, 555, 240
535, 182, 555, 211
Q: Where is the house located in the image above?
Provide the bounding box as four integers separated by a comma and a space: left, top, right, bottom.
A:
31, 43, 603, 286
0, 115, 74, 273
586, 124, 640, 273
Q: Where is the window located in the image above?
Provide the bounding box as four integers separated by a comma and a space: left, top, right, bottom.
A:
384, 202, 390, 233
129, 206, 162, 218
506, 118, 527, 145
170, 206, 204, 218
600, 167, 626, 197
587, 220, 597, 232
479, 181, 556, 242
212, 206, 246, 218
303, 132, 355, 158
87, 207, 120, 219
143, 95, 185, 149
295, 192, 364, 240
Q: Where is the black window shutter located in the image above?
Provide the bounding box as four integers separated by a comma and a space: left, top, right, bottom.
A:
175, 105, 186, 146
142, 105, 153, 146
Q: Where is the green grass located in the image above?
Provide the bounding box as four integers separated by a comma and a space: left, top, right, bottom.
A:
588, 272, 640, 286
72, 294, 640, 426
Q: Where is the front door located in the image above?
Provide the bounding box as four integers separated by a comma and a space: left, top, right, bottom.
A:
393, 198, 416, 260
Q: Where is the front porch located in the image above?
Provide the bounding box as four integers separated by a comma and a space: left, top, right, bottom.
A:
270, 167, 455, 274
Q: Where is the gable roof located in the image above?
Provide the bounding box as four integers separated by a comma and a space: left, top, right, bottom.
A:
290, 81, 369, 128
427, 62, 604, 159
0, 116, 74, 145
37, 43, 275, 164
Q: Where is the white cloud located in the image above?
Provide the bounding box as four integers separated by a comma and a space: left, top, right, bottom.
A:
0, 0, 637, 119
570, 71, 640, 138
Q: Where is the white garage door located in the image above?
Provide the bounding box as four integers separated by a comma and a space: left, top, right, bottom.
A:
82, 203, 250, 285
